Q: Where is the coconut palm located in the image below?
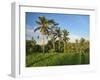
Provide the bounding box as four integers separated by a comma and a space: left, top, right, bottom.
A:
75, 39, 79, 53
54, 27, 62, 52
79, 38, 86, 53
48, 21, 59, 52
50, 35, 57, 52
62, 29, 70, 53
34, 16, 53, 53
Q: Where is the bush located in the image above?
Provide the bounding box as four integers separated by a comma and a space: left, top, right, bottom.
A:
32, 45, 42, 52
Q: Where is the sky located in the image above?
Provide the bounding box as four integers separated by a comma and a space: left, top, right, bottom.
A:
26, 12, 89, 44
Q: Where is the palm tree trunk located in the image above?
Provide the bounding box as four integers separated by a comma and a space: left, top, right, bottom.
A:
64, 41, 66, 53
42, 34, 45, 53
59, 38, 60, 52
53, 39, 55, 52
76, 43, 78, 53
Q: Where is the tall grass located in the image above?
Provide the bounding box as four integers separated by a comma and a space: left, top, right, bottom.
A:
26, 52, 89, 67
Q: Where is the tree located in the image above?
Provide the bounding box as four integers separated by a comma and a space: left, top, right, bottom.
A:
26, 38, 36, 55
32, 37, 36, 45
48, 21, 59, 52
79, 38, 86, 53
62, 29, 70, 53
34, 16, 53, 53
54, 27, 62, 52
85, 40, 89, 53
75, 39, 79, 53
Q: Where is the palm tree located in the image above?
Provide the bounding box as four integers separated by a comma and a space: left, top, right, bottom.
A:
79, 38, 86, 64
75, 39, 79, 53
54, 27, 62, 52
62, 29, 70, 53
48, 21, 59, 52
50, 35, 57, 51
34, 16, 53, 53
79, 38, 86, 53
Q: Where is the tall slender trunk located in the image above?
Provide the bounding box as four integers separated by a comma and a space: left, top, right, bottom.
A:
59, 38, 61, 52
76, 43, 78, 53
64, 41, 66, 53
53, 39, 55, 52
42, 34, 45, 53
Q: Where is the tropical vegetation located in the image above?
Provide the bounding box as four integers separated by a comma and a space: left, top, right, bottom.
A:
26, 16, 90, 67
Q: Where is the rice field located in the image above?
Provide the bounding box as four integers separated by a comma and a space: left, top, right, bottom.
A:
26, 52, 89, 67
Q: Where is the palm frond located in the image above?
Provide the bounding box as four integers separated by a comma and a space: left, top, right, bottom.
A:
36, 21, 41, 25
38, 16, 46, 23
48, 20, 59, 26
34, 27, 41, 32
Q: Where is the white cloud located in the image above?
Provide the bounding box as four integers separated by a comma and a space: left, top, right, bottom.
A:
36, 37, 48, 45
26, 28, 34, 40
26, 25, 41, 40
69, 34, 89, 43
26, 25, 49, 45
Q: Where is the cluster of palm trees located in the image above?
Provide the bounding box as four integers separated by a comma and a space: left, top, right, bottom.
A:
31, 16, 89, 55
34, 16, 70, 53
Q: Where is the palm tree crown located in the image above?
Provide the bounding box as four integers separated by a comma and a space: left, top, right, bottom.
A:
62, 29, 70, 42
34, 16, 53, 35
